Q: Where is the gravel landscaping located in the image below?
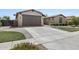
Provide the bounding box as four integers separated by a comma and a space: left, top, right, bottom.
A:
11, 43, 40, 50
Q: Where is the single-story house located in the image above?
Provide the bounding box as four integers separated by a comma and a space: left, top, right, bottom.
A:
15, 9, 46, 27
44, 14, 67, 26
15, 9, 68, 27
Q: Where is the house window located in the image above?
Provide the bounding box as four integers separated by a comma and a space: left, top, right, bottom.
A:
59, 17, 62, 23
49, 18, 50, 20
52, 17, 54, 20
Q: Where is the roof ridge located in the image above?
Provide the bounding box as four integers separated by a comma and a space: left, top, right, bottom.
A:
16, 9, 46, 16
44, 14, 66, 18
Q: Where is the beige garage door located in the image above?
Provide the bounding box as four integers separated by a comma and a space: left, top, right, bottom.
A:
22, 15, 41, 26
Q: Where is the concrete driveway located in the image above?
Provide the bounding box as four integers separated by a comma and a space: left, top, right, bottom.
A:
24, 26, 79, 50
0, 26, 79, 50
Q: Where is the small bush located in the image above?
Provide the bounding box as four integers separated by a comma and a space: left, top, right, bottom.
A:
69, 16, 79, 26
0, 21, 2, 26
11, 43, 40, 50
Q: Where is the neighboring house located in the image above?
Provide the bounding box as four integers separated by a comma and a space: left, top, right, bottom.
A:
15, 9, 46, 27
44, 14, 67, 25
66, 16, 73, 25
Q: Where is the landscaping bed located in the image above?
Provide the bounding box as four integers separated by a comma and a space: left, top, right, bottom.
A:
0, 31, 26, 43
52, 26, 79, 32
11, 43, 40, 50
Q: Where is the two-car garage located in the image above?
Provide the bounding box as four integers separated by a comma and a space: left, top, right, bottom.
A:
22, 15, 42, 26
16, 9, 45, 27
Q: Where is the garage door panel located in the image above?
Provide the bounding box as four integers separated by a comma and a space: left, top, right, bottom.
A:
22, 15, 41, 26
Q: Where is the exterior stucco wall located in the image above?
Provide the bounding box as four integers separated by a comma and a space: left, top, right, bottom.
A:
41, 16, 45, 25
17, 14, 23, 27
44, 15, 67, 25
22, 11, 42, 16
54, 16, 66, 24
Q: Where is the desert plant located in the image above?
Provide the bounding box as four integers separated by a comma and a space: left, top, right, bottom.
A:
11, 43, 40, 50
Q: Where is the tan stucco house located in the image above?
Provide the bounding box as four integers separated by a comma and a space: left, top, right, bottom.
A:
15, 9, 46, 27
15, 9, 68, 27
44, 14, 67, 26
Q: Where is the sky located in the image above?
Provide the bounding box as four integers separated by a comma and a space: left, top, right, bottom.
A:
0, 9, 79, 19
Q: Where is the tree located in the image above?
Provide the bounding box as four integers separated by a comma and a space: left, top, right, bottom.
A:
76, 17, 79, 25
70, 16, 79, 26
1, 16, 11, 26
0, 20, 2, 26
2, 16, 10, 20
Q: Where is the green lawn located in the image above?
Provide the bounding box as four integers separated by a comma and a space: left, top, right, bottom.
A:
52, 26, 79, 32
0, 31, 26, 43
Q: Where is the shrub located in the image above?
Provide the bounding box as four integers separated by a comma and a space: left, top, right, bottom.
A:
0, 21, 2, 26
11, 43, 40, 50
69, 16, 79, 26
